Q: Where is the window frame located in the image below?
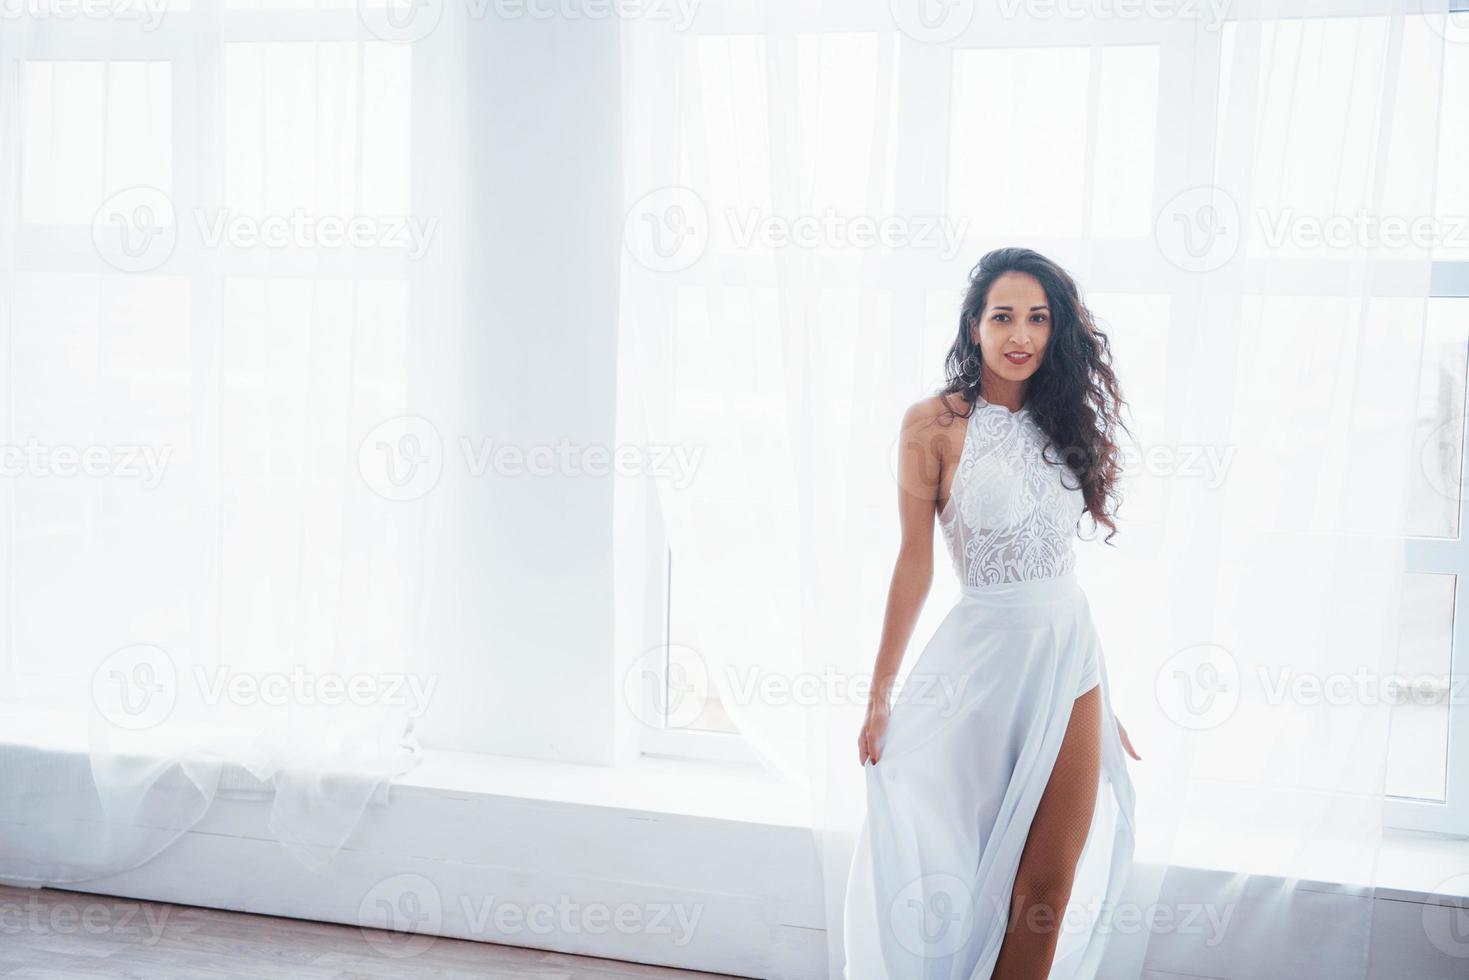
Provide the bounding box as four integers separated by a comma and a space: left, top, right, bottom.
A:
634, 540, 767, 767
1392, 259, 1469, 836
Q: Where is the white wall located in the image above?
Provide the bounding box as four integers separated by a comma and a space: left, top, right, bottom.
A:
411, 14, 625, 764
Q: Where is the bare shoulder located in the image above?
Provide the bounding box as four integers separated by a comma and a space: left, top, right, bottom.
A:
897, 394, 971, 474
900, 393, 970, 435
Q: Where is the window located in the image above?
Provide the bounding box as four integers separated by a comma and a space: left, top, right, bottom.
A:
1, 12, 421, 708
1387, 7, 1469, 834
630, 6, 1469, 836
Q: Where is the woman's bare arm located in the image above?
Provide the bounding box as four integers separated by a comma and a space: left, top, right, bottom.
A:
858, 398, 946, 765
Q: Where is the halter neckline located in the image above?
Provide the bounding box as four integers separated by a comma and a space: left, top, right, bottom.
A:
974, 394, 1028, 418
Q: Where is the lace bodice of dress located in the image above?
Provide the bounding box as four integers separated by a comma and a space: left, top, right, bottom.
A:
938, 396, 1087, 587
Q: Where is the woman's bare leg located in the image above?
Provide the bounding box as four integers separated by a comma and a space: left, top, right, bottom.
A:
993, 684, 1102, 980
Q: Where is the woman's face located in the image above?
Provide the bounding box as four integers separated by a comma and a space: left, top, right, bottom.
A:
971, 271, 1052, 385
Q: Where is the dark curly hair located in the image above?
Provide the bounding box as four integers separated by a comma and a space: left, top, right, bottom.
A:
940, 247, 1129, 543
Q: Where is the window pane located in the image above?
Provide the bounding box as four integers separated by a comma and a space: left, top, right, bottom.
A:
21, 61, 173, 225
795, 32, 885, 220
657, 284, 784, 735
676, 34, 772, 256
222, 42, 410, 217
1088, 45, 1159, 238
1223, 295, 1422, 536
948, 44, 1159, 241
6, 273, 194, 680
1408, 298, 1469, 539
1433, 17, 1469, 262
1224, 17, 1387, 258
218, 277, 411, 667
667, 551, 738, 735
1086, 293, 1172, 524
1386, 572, 1454, 802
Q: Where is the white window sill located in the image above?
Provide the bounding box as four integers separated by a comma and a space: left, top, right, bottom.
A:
397, 746, 812, 827
1134, 822, 1469, 903
0, 701, 811, 825
1374, 830, 1469, 902
2, 702, 1462, 902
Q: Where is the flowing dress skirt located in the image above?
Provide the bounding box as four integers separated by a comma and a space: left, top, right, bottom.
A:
843, 571, 1136, 979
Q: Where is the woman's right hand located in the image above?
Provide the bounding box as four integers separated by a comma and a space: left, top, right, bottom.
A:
858, 703, 890, 766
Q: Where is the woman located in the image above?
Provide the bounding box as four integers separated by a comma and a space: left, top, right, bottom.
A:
843, 248, 1140, 980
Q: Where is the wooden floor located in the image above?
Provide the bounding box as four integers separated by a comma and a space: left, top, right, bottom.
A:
0, 885, 745, 980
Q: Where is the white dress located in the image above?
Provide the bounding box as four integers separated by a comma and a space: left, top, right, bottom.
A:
842, 395, 1136, 979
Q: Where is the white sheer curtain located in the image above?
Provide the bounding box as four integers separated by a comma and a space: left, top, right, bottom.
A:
621, 2, 1454, 976
0, 3, 467, 883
